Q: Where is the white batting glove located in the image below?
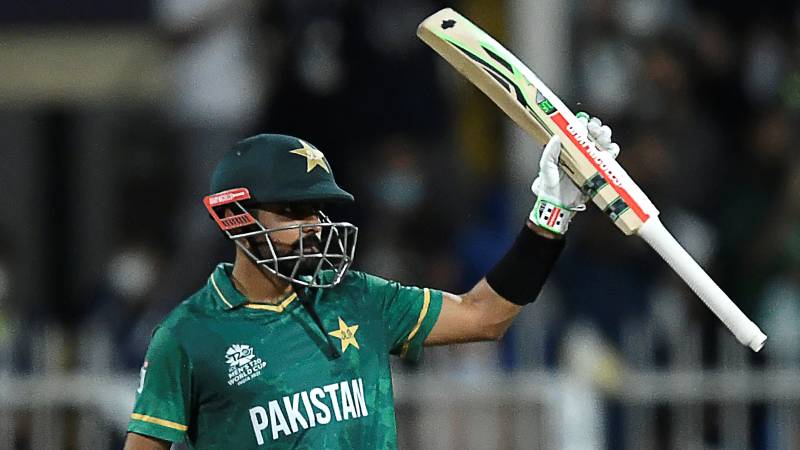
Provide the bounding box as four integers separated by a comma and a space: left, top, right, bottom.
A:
529, 113, 620, 235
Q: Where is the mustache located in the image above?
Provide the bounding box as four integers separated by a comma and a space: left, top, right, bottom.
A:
287, 234, 323, 254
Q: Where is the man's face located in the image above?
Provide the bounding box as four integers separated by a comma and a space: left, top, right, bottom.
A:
241, 202, 328, 279
223, 198, 357, 287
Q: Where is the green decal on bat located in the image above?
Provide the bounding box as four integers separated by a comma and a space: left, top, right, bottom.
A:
431, 27, 555, 136
537, 99, 556, 114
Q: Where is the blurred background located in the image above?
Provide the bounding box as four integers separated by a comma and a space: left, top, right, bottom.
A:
1, 0, 799, 448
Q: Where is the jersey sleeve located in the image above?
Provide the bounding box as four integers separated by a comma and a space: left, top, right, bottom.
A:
127, 325, 192, 443
362, 273, 444, 362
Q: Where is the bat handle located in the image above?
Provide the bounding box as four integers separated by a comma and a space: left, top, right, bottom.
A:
638, 218, 767, 352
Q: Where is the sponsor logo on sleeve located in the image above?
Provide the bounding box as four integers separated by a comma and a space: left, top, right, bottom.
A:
136, 360, 148, 394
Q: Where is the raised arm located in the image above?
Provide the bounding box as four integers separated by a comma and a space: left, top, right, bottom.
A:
425, 222, 560, 344
426, 115, 619, 345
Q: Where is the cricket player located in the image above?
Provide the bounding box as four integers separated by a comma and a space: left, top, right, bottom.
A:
124, 115, 618, 449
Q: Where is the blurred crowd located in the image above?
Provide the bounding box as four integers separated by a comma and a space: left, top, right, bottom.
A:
1, 0, 799, 373
563, 0, 800, 366
1, 0, 460, 372
0, 0, 799, 447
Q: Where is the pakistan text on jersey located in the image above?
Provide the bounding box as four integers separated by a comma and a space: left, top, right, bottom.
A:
248, 378, 369, 444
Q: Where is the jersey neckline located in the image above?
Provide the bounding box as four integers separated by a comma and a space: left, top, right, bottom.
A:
208, 263, 299, 313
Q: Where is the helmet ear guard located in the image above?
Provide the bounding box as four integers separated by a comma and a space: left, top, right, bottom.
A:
203, 188, 358, 288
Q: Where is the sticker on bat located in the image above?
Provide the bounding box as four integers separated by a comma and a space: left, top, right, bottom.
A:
550, 112, 650, 222
564, 117, 628, 191
441, 19, 456, 29
535, 92, 556, 114
582, 173, 608, 197
605, 198, 630, 221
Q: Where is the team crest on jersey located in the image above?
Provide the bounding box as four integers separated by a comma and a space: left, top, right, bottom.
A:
328, 317, 360, 353
226, 344, 267, 386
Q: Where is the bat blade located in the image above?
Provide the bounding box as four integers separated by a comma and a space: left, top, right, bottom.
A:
418, 8, 767, 351
418, 8, 658, 236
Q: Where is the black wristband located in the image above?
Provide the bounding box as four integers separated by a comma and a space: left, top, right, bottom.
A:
485, 224, 565, 305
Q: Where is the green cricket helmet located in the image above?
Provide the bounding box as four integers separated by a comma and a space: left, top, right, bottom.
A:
204, 134, 358, 288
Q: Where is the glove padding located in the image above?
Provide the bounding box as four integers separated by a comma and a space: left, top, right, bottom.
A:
529, 113, 620, 235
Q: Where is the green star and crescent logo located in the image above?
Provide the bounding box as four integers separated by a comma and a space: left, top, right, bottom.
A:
289, 140, 330, 173
328, 317, 359, 352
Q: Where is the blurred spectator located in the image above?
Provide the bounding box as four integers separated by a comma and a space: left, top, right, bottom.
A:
716, 105, 797, 314
152, 0, 266, 299
257, 0, 450, 183
0, 239, 16, 372
759, 262, 800, 365
0, 235, 36, 374
85, 242, 168, 370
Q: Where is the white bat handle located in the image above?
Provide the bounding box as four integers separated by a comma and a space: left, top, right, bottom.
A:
637, 218, 767, 352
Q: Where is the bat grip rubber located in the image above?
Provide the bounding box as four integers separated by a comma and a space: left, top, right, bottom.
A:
637, 218, 767, 352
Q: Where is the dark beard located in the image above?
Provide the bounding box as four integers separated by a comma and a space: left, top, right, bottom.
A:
275, 234, 324, 278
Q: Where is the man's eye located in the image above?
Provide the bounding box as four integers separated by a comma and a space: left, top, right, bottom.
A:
280, 204, 319, 217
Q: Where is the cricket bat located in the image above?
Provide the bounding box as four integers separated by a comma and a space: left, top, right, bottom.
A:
418, 8, 767, 352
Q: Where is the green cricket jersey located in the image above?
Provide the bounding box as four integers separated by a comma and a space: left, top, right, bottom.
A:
128, 263, 443, 449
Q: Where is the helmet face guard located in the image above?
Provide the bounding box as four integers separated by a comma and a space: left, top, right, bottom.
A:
204, 188, 358, 288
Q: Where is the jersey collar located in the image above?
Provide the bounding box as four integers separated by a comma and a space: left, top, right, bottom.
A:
208, 263, 299, 313
209, 263, 247, 310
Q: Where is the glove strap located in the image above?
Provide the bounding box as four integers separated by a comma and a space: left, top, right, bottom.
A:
529, 197, 583, 235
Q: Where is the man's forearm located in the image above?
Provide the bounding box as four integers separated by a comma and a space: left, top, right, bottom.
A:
425, 281, 521, 345
484, 222, 565, 306
425, 222, 564, 345
461, 279, 523, 341
123, 432, 171, 450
